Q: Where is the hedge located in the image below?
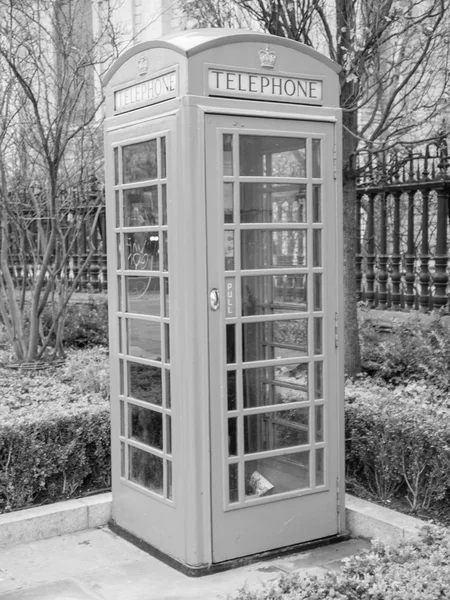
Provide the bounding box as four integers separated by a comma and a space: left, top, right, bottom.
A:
345, 377, 450, 511
0, 348, 111, 513
234, 526, 450, 599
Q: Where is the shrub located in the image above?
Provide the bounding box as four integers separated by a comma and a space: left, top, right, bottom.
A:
233, 526, 450, 600
0, 348, 110, 512
345, 376, 450, 510
43, 297, 109, 349
359, 312, 450, 390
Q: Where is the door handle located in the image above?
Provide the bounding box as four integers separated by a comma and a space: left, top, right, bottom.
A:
209, 288, 220, 311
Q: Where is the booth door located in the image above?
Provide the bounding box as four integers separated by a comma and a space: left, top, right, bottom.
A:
206, 115, 342, 563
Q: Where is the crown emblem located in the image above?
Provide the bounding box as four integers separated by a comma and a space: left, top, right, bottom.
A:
137, 54, 148, 77
259, 45, 276, 69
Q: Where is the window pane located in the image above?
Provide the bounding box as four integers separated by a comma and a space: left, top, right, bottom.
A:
166, 415, 172, 454
240, 184, 306, 223
120, 442, 125, 477
313, 229, 322, 267
123, 140, 157, 183
313, 185, 321, 223
117, 276, 122, 311
129, 404, 163, 450
243, 319, 308, 362
313, 274, 322, 311
228, 417, 237, 456
164, 323, 170, 363
120, 400, 125, 436
243, 363, 308, 408
314, 361, 323, 399
128, 362, 162, 405
115, 190, 120, 227
227, 370, 237, 411
129, 446, 163, 494
240, 136, 306, 177
125, 276, 160, 315
315, 405, 324, 442
224, 182, 233, 223
163, 278, 170, 317
123, 186, 158, 226
229, 463, 238, 503
224, 230, 235, 270
127, 319, 161, 361
242, 275, 307, 316
162, 231, 168, 271
241, 230, 306, 269
162, 184, 167, 225
223, 133, 233, 176
125, 232, 160, 271
245, 452, 310, 498
316, 448, 324, 486
167, 460, 173, 500
244, 408, 309, 453
161, 137, 166, 179
165, 370, 171, 409
226, 324, 236, 364
314, 318, 323, 355
114, 147, 119, 185
312, 139, 321, 178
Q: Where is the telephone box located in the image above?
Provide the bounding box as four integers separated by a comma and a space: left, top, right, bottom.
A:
103, 28, 344, 573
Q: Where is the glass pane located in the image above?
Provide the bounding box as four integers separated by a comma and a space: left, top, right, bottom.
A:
228, 417, 237, 456
123, 186, 158, 227
223, 133, 233, 176
127, 319, 161, 361
162, 184, 167, 225
240, 184, 306, 223
167, 460, 173, 500
129, 446, 163, 494
118, 317, 122, 353
243, 319, 308, 362
245, 452, 310, 498
120, 442, 125, 477
314, 318, 323, 355
313, 274, 322, 311
241, 230, 306, 269
314, 361, 323, 399
126, 276, 160, 315
161, 137, 166, 179
115, 190, 120, 227
119, 359, 124, 395
315, 405, 324, 442
313, 229, 322, 267
120, 400, 125, 436
163, 278, 170, 317
313, 185, 321, 223
312, 139, 321, 178
166, 415, 172, 454
165, 370, 171, 409
224, 182, 233, 223
123, 140, 157, 183
316, 448, 324, 486
117, 276, 122, 311
242, 275, 307, 315
226, 324, 236, 364
243, 363, 308, 408
240, 136, 306, 177
227, 370, 237, 411
164, 323, 170, 363
244, 408, 309, 453
128, 362, 162, 405
125, 232, 160, 271
224, 230, 235, 271
229, 463, 238, 503
114, 147, 119, 185
162, 231, 168, 271
116, 233, 121, 269
129, 404, 163, 450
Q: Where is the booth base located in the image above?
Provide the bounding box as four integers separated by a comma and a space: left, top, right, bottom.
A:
108, 520, 350, 577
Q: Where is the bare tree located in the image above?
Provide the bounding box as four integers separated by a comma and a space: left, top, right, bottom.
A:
0, 0, 121, 363
179, 0, 450, 375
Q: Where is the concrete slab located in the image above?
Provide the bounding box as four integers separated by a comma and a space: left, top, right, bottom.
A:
0, 527, 370, 600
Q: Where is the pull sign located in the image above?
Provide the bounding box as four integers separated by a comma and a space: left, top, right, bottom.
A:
225, 278, 236, 317
210, 288, 220, 311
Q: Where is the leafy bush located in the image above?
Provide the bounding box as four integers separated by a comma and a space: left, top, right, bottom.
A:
43, 298, 109, 349
359, 312, 450, 390
345, 376, 450, 510
234, 526, 450, 599
0, 348, 110, 512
